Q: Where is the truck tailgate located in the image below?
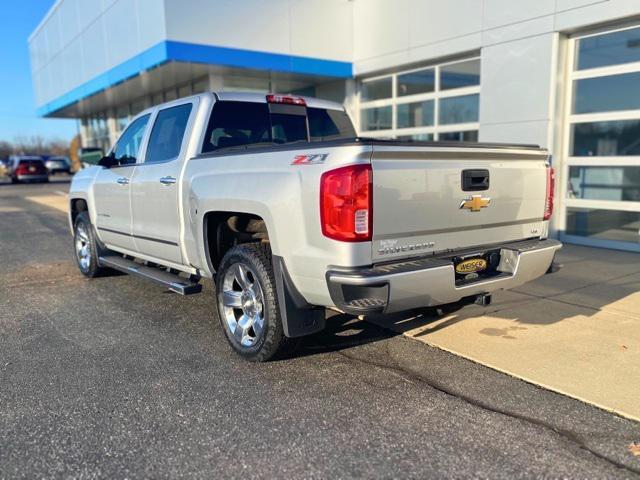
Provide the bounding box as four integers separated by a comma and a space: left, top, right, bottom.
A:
371, 145, 550, 262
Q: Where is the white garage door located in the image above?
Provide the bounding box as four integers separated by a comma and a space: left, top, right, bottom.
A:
560, 25, 640, 252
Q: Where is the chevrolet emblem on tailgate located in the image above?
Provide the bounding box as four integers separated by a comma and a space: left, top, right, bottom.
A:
460, 195, 491, 212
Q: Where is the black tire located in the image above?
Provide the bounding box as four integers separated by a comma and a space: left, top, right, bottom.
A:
215, 243, 291, 362
73, 211, 105, 278
10, 176, 18, 184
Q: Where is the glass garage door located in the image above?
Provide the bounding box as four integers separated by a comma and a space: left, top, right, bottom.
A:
560, 25, 640, 252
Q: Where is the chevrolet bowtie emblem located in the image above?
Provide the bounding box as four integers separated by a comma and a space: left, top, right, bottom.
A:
460, 195, 491, 212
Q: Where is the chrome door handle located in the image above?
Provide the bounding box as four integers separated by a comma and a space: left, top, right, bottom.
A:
159, 176, 177, 186
116, 177, 129, 185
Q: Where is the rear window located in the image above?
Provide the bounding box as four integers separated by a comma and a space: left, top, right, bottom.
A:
19, 160, 44, 167
202, 102, 271, 153
202, 101, 355, 153
270, 112, 308, 144
307, 107, 356, 141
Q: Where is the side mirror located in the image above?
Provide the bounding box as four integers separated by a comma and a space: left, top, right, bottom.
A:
98, 155, 117, 168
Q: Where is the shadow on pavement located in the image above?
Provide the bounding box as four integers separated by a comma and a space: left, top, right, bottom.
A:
295, 311, 397, 358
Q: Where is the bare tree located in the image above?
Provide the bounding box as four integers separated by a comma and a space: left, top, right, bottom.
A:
0, 141, 12, 159
7, 136, 70, 157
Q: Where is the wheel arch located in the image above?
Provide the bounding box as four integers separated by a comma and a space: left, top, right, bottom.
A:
70, 197, 89, 226
203, 210, 272, 273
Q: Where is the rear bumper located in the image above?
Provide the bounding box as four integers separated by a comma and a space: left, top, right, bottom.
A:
326, 239, 561, 315
16, 174, 48, 182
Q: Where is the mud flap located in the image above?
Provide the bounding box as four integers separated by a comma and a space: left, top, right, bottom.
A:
546, 253, 563, 274
272, 255, 325, 338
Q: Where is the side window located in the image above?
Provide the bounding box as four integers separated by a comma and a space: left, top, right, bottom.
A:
308, 108, 356, 141
145, 103, 193, 163
202, 101, 270, 153
113, 114, 150, 165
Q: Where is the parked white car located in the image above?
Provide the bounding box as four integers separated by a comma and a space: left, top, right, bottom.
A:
45, 156, 71, 175
68, 92, 561, 361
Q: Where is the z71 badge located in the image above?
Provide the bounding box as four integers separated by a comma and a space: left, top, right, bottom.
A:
292, 154, 328, 165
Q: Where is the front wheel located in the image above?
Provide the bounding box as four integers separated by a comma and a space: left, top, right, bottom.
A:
215, 243, 291, 362
73, 211, 105, 278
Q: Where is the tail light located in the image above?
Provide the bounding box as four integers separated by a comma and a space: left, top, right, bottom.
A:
266, 94, 306, 106
543, 166, 555, 221
320, 164, 372, 242
16, 165, 29, 175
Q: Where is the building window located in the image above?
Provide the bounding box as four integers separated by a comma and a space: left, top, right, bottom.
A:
115, 105, 130, 135
361, 106, 392, 131
361, 77, 392, 102
560, 24, 640, 251
152, 93, 165, 106
130, 99, 148, 116
84, 113, 110, 151
178, 84, 192, 98
192, 78, 209, 94
565, 208, 639, 244
358, 56, 480, 141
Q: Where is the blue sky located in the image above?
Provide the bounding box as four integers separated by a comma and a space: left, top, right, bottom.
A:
0, 1, 76, 143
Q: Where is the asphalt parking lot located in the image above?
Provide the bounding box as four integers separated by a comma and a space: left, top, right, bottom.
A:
2, 179, 640, 478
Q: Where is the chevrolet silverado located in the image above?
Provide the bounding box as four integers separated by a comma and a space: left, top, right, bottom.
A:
69, 92, 561, 361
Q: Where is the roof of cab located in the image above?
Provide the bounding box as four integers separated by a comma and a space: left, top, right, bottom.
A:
213, 91, 345, 111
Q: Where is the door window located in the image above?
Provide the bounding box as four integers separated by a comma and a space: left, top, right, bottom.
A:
146, 103, 193, 163
113, 114, 150, 166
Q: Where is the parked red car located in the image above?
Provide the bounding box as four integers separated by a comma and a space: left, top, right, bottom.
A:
9, 156, 49, 184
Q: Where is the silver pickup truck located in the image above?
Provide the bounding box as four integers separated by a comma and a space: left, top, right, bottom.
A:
69, 92, 561, 361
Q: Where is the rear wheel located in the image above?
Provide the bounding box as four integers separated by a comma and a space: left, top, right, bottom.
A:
73, 211, 105, 278
215, 243, 290, 362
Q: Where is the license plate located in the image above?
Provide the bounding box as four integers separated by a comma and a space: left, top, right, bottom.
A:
455, 257, 488, 274
29, 167, 36, 173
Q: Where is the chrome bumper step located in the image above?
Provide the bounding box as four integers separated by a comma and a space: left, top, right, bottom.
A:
99, 255, 202, 295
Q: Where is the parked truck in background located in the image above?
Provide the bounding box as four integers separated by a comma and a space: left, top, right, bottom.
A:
68, 92, 561, 361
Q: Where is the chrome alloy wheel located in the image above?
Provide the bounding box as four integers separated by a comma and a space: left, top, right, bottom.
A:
75, 222, 91, 271
221, 263, 265, 348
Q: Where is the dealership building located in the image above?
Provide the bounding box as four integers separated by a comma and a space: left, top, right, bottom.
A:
30, 0, 640, 251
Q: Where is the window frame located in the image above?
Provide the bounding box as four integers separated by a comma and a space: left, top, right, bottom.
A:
357, 56, 480, 141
